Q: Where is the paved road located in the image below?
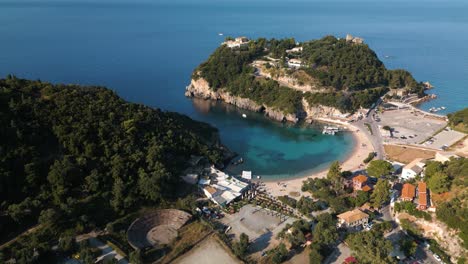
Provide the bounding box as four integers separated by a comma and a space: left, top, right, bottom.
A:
354, 106, 385, 160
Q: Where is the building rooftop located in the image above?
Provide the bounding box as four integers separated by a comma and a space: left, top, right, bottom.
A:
418, 182, 427, 193
204, 186, 217, 195
401, 183, 416, 200
362, 185, 372, 192
353, 174, 367, 184
403, 158, 425, 171
337, 209, 369, 224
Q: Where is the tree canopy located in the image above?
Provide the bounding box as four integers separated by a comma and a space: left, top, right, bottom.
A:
346, 230, 395, 264
194, 36, 422, 116
0, 76, 225, 261
366, 160, 393, 177
447, 107, 468, 133
370, 179, 391, 208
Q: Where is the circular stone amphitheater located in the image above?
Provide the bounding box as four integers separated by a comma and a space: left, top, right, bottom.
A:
127, 209, 192, 250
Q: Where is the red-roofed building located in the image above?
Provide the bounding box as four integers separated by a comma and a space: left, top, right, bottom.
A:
353, 175, 368, 191
401, 183, 416, 202
362, 185, 372, 192
417, 182, 428, 210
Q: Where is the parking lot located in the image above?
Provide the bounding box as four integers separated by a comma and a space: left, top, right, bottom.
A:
378, 109, 447, 146
423, 128, 466, 150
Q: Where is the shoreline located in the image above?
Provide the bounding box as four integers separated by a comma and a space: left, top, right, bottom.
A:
260, 121, 374, 198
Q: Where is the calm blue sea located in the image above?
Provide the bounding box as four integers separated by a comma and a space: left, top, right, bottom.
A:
1, 0, 467, 179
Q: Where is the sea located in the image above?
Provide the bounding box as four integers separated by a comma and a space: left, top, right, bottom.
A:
1, 0, 467, 179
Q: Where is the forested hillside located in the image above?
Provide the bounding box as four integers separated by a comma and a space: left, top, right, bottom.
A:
0, 76, 224, 262
447, 107, 468, 133
192, 36, 424, 114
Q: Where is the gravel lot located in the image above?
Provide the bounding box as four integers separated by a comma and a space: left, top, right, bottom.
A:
174, 236, 240, 264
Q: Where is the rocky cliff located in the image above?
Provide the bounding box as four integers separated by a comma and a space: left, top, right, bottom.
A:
185, 77, 343, 123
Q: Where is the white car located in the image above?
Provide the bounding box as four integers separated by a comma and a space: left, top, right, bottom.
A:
433, 254, 442, 262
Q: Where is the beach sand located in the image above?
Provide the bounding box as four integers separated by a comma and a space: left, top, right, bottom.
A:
262, 123, 374, 198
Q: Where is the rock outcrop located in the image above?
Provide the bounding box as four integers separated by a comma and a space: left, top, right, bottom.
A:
185, 77, 342, 123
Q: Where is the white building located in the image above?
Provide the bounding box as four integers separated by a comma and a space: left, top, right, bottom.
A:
287, 58, 303, 68
401, 158, 426, 180
200, 166, 249, 206
286, 47, 303, 53
242, 171, 252, 180
222, 36, 249, 48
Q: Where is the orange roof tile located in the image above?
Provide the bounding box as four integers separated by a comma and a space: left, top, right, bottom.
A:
418, 182, 427, 193
362, 185, 372, 192
401, 183, 416, 200
353, 175, 367, 184
419, 192, 428, 206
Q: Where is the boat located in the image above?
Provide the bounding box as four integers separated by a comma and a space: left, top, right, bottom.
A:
257, 175, 261, 179
232, 157, 244, 166
242, 114, 247, 118
218, 33, 223, 36
441, 106, 446, 110
322, 126, 340, 135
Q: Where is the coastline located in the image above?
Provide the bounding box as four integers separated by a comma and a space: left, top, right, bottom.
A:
261, 121, 374, 198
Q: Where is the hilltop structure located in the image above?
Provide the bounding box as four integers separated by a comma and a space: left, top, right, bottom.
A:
345, 34, 364, 44
222, 36, 249, 48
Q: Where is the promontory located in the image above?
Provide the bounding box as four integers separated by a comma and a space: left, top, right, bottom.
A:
186, 35, 428, 123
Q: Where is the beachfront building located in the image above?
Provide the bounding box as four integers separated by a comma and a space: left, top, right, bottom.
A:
417, 182, 428, 210
401, 158, 426, 180
222, 36, 249, 48
400, 183, 416, 202
287, 58, 303, 68
434, 152, 460, 163
242, 171, 252, 180
337, 209, 369, 228
199, 166, 249, 206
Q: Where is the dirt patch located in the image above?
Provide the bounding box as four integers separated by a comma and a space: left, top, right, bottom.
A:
289, 191, 300, 198
384, 144, 436, 163
431, 192, 454, 205
173, 235, 240, 264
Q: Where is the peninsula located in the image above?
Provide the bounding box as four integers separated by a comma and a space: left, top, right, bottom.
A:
186, 35, 429, 123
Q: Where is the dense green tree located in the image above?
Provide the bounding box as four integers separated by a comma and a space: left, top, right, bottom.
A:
366, 160, 393, 177
424, 161, 444, 179
233, 233, 250, 259
370, 179, 391, 208
327, 161, 344, 193
353, 190, 370, 207
308, 244, 324, 264
447, 107, 468, 132
427, 171, 450, 194
313, 213, 338, 246
0, 77, 225, 261
346, 230, 395, 264
270, 243, 289, 264
129, 250, 143, 264
400, 238, 417, 257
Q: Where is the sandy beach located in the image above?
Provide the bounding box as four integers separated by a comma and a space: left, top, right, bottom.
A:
262, 122, 374, 198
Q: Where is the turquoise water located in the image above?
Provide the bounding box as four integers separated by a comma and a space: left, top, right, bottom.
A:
0, 0, 467, 178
